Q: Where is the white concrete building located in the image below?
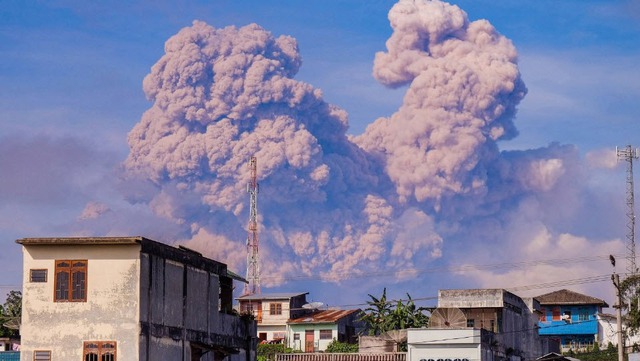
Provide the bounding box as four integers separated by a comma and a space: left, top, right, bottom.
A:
237, 293, 309, 343
18, 236, 256, 361
598, 313, 640, 350
407, 328, 491, 361
286, 309, 364, 352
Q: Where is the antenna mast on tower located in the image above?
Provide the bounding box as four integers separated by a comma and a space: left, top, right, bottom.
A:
244, 156, 261, 295
617, 145, 639, 277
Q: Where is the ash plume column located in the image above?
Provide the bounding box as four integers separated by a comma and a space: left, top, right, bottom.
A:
120, 1, 585, 291
355, 0, 527, 207
244, 156, 260, 295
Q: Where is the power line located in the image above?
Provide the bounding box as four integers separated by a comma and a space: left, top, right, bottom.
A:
324, 274, 614, 310
260, 253, 623, 282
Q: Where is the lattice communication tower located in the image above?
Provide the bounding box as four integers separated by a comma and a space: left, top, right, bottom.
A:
617, 145, 639, 277
244, 156, 261, 295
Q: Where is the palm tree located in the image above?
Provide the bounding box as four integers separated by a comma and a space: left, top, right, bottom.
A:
361, 288, 393, 335
360, 289, 430, 336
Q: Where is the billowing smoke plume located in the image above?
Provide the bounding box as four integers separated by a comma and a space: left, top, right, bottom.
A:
119, 0, 621, 295
124, 21, 405, 282
356, 0, 526, 207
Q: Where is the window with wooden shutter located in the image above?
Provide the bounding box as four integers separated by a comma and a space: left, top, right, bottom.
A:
54, 260, 87, 302
270, 303, 282, 315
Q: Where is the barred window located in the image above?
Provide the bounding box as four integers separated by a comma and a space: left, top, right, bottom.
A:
55, 260, 87, 302
30, 269, 47, 283
319, 330, 332, 340
34, 350, 51, 361
84, 341, 116, 361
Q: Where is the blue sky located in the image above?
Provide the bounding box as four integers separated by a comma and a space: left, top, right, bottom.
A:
1, 0, 639, 307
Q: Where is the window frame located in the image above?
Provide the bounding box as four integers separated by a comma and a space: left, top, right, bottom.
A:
30, 269, 48, 283
269, 302, 282, 315
319, 329, 333, 340
83, 341, 116, 361
54, 260, 88, 302
33, 350, 51, 361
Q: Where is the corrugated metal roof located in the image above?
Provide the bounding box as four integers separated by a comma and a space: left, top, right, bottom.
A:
236, 292, 308, 300
288, 309, 360, 324
535, 289, 609, 307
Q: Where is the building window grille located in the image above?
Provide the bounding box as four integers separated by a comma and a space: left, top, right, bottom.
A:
30, 269, 47, 283
579, 309, 589, 321
83, 341, 116, 361
466, 319, 475, 327
319, 330, 332, 340
54, 260, 87, 302
34, 350, 51, 361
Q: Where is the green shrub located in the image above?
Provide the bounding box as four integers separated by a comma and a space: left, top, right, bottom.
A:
258, 343, 285, 361
325, 339, 358, 353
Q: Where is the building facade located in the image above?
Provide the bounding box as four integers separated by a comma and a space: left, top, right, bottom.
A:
237, 293, 310, 343
436, 289, 555, 360
286, 309, 364, 352
536, 289, 608, 352
407, 328, 492, 361
18, 236, 256, 361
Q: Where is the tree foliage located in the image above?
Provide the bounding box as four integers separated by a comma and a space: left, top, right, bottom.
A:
617, 274, 640, 336
257, 343, 285, 361
0, 290, 21, 337
360, 288, 430, 336
325, 339, 358, 353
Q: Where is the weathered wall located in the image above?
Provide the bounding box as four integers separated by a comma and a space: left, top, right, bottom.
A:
139, 252, 254, 360
259, 299, 293, 326
20, 244, 141, 361
359, 336, 396, 353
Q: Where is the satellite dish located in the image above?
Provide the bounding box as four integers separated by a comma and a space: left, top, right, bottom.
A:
429, 308, 467, 328
302, 302, 324, 310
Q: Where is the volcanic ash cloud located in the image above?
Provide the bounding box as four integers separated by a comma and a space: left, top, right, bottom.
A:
355, 0, 527, 207
122, 1, 584, 288
123, 21, 427, 282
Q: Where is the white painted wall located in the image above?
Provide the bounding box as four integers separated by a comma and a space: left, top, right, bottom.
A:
287, 324, 338, 352
407, 329, 483, 361
598, 314, 640, 348
20, 244, 141, 361
260, 300, 292, 325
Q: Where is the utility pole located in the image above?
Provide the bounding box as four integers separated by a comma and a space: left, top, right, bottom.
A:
612, 256, 624, 361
